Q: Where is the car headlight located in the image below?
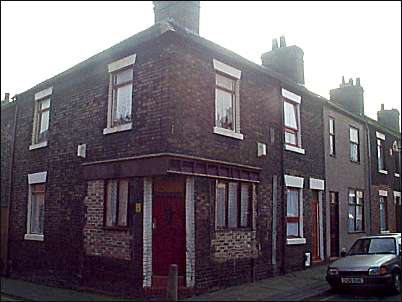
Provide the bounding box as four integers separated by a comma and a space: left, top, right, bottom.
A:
368, 266, 388, 276
327, 268, 339, 275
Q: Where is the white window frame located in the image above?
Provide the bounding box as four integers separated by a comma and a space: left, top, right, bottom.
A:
284, 175, 306, 245
25, 172, 47, 241
282, 88, 305, 155
212, 59, 243, 140
103, 54, 136, 135
30, 87, 52, 150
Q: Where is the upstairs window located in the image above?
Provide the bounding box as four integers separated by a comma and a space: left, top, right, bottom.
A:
105, 179, 129, 227
215, 73, 236, 131
282, 89, 304, 154
212, 59, 243, 140
329, 117, 336, 156
111, 68, 133, 126
31, 87, 52, 149
215, 181, 251, 229
348, 189, 364, 232
284, 101, 299, 146
349, 127, 360, 162
104, 54, 136, 134
377, 138, 386, 172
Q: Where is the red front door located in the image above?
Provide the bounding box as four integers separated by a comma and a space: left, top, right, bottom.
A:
152, 193, 185, 276
311, 192, 320, 262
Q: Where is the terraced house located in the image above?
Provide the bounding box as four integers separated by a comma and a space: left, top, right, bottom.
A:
1, 1, 400, 299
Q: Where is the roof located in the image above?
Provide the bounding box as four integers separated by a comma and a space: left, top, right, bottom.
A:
9, 20, 401, 138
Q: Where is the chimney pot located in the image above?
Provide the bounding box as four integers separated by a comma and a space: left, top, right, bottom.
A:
4, 93, 10, 101
279, 36, 286, 48
356, 77, 360, 86
349, 78, 353, 85
381, 103, 385, 111
272, 38, 278, 50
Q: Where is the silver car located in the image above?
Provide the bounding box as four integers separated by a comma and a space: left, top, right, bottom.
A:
326, 233, 401, 294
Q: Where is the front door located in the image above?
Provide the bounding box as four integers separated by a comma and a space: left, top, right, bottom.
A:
311, 191, 320, 261
329, 192, 339, 257
152, 193, 185, 276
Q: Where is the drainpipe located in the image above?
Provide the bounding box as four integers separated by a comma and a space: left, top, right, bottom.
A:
279, 85, 286, 274
365, 121, 372, 235
5, 96, 18, 275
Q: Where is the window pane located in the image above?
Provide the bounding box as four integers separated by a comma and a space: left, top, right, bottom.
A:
287, 189, 299, 216
106, 180, 118, 226
216, 74, 234, 91
287, 222, 299, 237
240, 183, 250, 227
216, 183, 226, 227
115, 69, 133, 85
39, 110, 49, 135
40, 98, 50, 110
114, 84, 132, 125
118, 180, 129, 226
356, 205, 363, 231
350, 143, 358, 162
228, 183, 238, 228
380, 197, 386, 231
215, 88, 233, 130
349, 190, 356, 204
350, 127, 359, 143
377, 141, 385, 170
285, 131, 297, 145
284, 101, 297, 129
30, 191, 44, 235
329, 135, 335, 155
356, 191, 363, 204
329, 118, 335, 134
348, 205, 355, 232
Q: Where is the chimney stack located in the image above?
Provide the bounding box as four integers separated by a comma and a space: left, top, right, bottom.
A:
261, 36, 305, 85
153, 1, 200, 34
330, 77, 365, 116
377, 104, 400, 132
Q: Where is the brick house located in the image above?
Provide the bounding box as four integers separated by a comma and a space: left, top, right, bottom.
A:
0, 1, 400, 298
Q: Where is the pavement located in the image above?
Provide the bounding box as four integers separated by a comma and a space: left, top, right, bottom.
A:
3, 263, 396, 301
186, 264, 331, 301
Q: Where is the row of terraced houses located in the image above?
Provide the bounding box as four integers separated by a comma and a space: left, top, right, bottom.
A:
1, 1, 401, 299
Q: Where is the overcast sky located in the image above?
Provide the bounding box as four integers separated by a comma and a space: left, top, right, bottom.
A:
1, 1, 401, 121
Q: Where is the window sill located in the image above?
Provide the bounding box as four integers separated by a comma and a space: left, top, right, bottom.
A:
102, 226, 129, 231
286, 238, 306, 245
380, 230, 390, 234
213, 127, 244, 140
29, 141, 48, 150
215, 227, 254, 232
347, 231, 365, 234
378, 169, 388, 175
395, 173, 400, 178
350, 160, 360, 165
284, 144, 305, 154
24, 233, 44, 241
103, 122, 132, 135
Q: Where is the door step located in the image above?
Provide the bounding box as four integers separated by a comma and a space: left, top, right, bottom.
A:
144, 286, 194, 299
152, 275, 185, 287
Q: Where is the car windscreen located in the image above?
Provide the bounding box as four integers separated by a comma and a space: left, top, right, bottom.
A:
349, 238, 396, 255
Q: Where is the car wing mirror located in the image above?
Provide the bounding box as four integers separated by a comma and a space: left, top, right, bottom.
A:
340, 249, 347, 257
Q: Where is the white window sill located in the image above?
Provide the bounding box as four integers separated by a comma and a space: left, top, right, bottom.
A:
395, 173, 400, 178
380, 230, 390, 234
213, 127, 244, 140
378, 169, 388, 175
24, 233, 44, 241
29, 141, 48, 150
103, 122, 132, 135
284, 144, 305, 154
286, 238, 306, 245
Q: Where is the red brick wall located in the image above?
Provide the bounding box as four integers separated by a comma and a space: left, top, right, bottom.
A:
83, 180, 131, 260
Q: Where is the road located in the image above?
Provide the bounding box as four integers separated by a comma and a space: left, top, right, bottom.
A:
305, 289, 400, 301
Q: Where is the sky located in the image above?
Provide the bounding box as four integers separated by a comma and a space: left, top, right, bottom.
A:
1, 1, 401, 121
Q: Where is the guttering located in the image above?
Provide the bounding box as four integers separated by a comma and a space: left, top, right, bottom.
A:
365, 121, 373, 234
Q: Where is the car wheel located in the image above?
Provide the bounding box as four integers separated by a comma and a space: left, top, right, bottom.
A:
391, 271, 401, 294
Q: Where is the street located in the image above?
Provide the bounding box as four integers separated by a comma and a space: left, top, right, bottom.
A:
306, 288, 400, 301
